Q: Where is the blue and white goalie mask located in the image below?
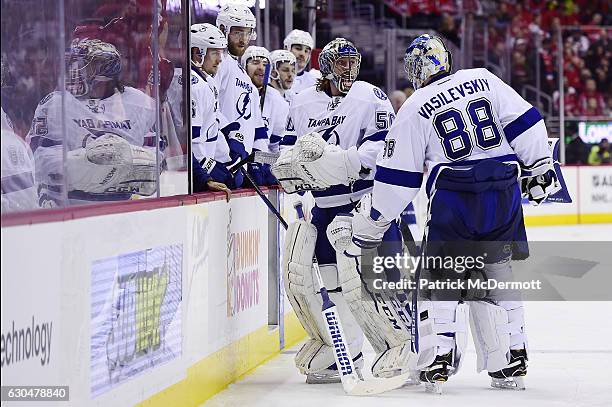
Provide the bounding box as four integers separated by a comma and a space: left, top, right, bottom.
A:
66, 39, 121, 98
404, 34, 452, 90
318, 38, 361, 94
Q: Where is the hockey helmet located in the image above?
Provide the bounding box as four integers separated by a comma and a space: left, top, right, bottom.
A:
190, 23, 227, 68
241, 46, 270, 69
216, 3, 257, 41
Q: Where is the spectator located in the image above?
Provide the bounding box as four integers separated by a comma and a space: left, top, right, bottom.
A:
578, 79, 606, 116
565, 133, 589, 164
588, 138, 611, 165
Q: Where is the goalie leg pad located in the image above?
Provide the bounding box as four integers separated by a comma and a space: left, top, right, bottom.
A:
284, 221, 363, 374
469, 300, 527, 373
415, 300, 468, 374
337, 253, 417, 378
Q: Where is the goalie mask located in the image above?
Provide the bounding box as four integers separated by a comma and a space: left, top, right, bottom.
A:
404, 34, 452, 90
66, 39, 121, 98
318, 38, 361, 94
190, 23, 227, 69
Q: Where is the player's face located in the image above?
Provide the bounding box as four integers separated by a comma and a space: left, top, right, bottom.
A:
246, 57, 269, 88
290, 44, 311, 72
277, 62, 295, 89
228, 26, 254, 57
202, 48, 224, 76
333, 56, 359, 90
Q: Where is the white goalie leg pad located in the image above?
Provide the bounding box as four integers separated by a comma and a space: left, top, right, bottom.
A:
337, 254, 416, 378
415, 300, 468, 373
284, 220, 363, 374
469, 300, 527, 373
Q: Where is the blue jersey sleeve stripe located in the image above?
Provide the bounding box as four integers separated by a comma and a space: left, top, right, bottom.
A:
269, 134, 282, 143
192, 126, 201, 139
375, 166, 423, 188
280, 135, 297, 146
503, 106, 542, 143
255, 127, 268, 140
361, 130, 388, 144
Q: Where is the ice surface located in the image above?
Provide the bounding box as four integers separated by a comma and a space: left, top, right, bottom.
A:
205, 224, 612, 407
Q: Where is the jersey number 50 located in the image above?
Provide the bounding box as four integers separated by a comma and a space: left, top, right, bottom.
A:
433, 98, 502, 161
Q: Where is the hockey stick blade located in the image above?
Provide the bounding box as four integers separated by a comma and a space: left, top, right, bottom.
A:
321, 294, 407, 396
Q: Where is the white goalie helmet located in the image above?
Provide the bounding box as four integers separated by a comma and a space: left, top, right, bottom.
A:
404, 34, 452, 90
190, 23, 227, 68
283, 29, 314, 50
216, 3, 257, 40
241, 46, 270, 69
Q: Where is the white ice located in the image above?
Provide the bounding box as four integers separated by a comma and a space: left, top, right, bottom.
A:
206, 224, 612, 407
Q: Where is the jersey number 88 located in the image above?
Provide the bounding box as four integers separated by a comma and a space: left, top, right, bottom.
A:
433, 98, 502, 161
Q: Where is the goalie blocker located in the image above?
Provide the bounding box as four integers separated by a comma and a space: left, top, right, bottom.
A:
271, 131, 362, 194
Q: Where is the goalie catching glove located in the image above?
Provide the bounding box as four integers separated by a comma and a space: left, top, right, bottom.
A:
271, 131, 362, 193
67, 134, 158, 197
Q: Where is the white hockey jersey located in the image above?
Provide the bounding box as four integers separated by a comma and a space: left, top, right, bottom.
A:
1, 108, 38, 212
215, 54, 267, 157
26, 88, 157, 204
261, 85, 289, 153
283, 81, 395, 207
191, 67, 222, 172
285, 68, 320, 103
372, 68, 551, 220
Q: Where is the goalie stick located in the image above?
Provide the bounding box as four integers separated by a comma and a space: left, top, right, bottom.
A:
228, 175, 412, 394
293, 202, 413, 396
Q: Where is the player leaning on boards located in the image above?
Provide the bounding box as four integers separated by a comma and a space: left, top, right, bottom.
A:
214, 4, 267, 189
283, 29, 320, 103
272, 38, 418, 385
328, 35, 562, 393
189, 23, 232, 199
26, 39, 159, 206
241, 46, 288, 185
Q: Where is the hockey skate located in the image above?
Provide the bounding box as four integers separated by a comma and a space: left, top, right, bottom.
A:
306, 353, 364, 384
419, 351, 453, 394
488, 349, 527, 390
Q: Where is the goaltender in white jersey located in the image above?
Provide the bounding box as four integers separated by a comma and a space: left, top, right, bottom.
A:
329, 35, 563, 393
281, 79, 395, 208
272, 38, 417, 386
27, 39, 158, 206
